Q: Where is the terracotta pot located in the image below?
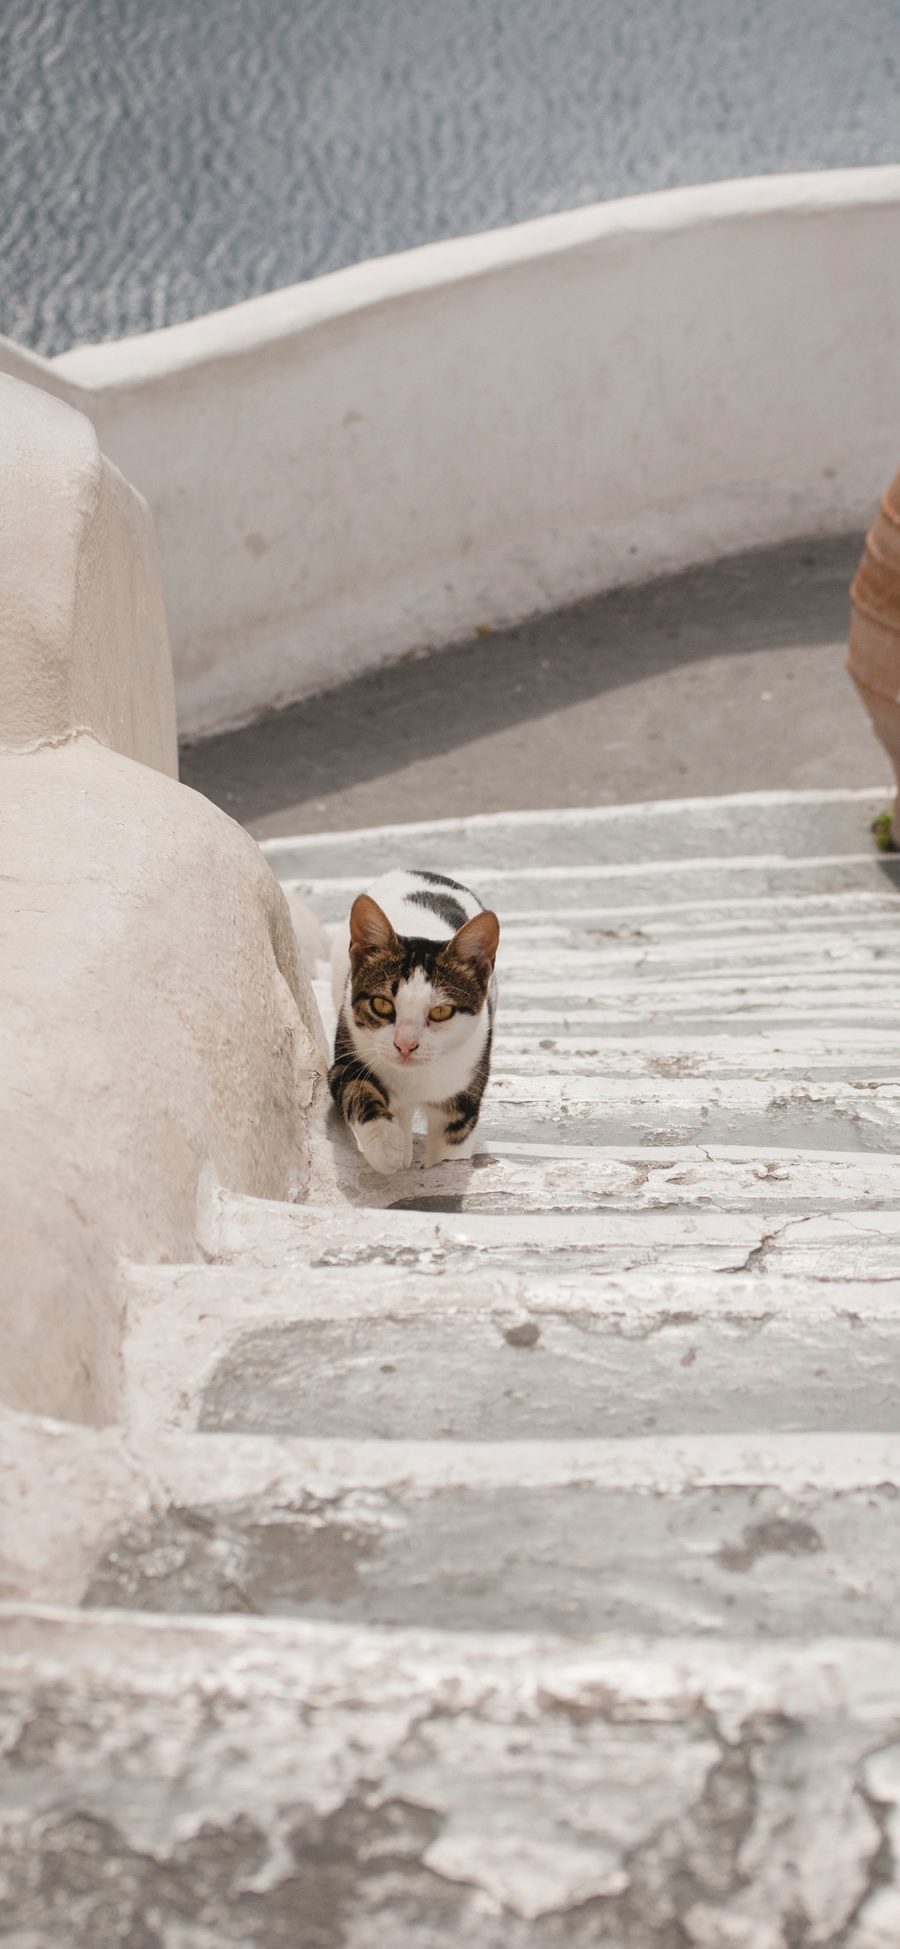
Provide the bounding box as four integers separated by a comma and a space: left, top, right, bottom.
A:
848, 469, 900, 839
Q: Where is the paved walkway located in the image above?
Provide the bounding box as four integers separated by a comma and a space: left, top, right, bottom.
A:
180, 535, 887, 841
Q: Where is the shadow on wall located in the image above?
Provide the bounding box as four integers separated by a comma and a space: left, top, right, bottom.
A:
180, 534, 868, 835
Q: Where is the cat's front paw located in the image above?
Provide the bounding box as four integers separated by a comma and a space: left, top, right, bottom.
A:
354, 1115, 406, 1176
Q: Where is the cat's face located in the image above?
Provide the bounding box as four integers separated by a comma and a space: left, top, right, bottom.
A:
348, 895, 498, 1075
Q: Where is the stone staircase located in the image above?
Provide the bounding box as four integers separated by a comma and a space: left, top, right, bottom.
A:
5, 787, 900, 1945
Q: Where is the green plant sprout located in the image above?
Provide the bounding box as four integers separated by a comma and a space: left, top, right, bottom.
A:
871, 808, 897, 853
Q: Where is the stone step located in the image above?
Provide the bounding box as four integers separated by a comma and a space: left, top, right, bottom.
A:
209, 1187, 900, 1279
14, 1416, 900, 1640
123, 1261, 900, 1442
2, 1607, 896, 1945
299, 1141, 900, 1215
491, 1027, 900, 1076
482, 929, 900, 977
494, 1006, 900, 1040
480, 1076, 900, 1151
480, 977, 900, 1028
261, 789, 887, 880
500, 963, 900, 995
497, 889, 900, 942
65, 1431, 900, 1639
285, 850, 897, 916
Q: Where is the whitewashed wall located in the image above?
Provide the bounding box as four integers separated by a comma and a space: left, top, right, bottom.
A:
0, 373, 318, 1423
9, 168, 899, 739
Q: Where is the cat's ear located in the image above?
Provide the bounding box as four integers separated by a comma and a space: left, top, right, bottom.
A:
449, 909, 500, 975
349, 894, 398, 963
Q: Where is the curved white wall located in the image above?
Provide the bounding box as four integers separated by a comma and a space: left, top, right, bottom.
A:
10, 168, 900, 739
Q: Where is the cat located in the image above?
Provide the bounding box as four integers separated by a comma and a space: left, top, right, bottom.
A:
329, 868, 499, 1175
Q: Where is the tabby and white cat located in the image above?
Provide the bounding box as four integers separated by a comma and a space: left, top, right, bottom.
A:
329, 868, 499, 1174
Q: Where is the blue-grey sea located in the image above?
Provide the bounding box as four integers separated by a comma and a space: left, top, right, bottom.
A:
3, 0, 899, 357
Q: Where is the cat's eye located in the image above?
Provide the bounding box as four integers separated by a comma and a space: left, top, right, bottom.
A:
429, 1004, 455, 1022
370, 996, 395, 1019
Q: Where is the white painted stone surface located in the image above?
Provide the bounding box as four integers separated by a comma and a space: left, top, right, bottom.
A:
0, 171, 896, 733
7, 788, 900, 1939
0, 377, 322, 1423
122, 1260, 900, 1441
0, 373, 177, 774
0, 740, 320, 1424
3, 1610, 898, 1945
11, 1413, 900, 1639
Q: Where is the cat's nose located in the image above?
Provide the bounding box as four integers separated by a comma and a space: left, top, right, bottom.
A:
394, 1029, 419, 1057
